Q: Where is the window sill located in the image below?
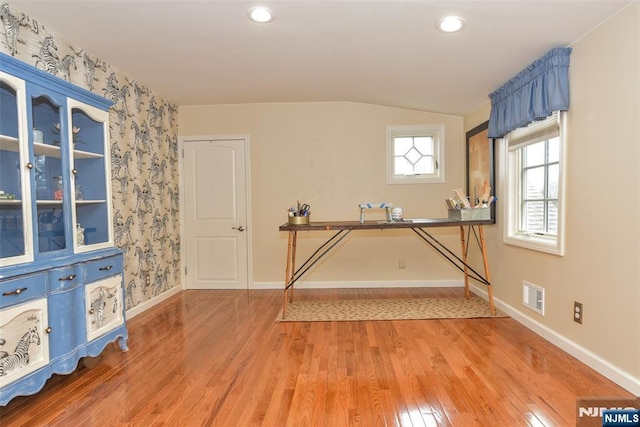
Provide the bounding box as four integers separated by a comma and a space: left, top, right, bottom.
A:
387, 175, 445, 185
504, 234, 564, 256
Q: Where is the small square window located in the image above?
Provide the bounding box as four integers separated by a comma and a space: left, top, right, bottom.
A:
386, 124, 445, 184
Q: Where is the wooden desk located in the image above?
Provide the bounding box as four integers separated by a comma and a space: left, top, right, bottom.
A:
279, 219, 495, 317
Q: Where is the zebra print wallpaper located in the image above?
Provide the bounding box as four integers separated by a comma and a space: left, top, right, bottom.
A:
0, 1, 181, 311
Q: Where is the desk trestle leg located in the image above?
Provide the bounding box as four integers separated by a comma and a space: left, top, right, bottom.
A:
290, 231, 297, 303
283, 230, 297, 318
478, 226, 496, 315
459, 226, 471, 299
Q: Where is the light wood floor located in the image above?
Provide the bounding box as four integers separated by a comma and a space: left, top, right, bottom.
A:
0, 288, 634, 426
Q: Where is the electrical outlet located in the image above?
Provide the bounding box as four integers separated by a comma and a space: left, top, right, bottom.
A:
573, 301, 583, 324
146, 274, 151, 287
398, 257, 406, 269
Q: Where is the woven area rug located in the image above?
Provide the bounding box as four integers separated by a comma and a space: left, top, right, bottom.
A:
277, 296, 508, 322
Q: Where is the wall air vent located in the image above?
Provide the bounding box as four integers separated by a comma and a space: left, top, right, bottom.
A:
522, 281, 545, 315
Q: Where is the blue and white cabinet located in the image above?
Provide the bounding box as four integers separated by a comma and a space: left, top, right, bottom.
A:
0, 52, 127, 406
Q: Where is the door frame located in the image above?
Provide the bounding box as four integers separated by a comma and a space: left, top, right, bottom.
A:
177, 134, 253, 290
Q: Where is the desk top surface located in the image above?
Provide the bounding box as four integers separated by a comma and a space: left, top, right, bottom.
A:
279, 218, 493, 231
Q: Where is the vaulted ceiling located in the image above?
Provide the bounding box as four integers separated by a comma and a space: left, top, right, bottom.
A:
9, 0, 633, 115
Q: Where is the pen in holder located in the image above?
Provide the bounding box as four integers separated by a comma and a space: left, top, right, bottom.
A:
288, 200, 311, 225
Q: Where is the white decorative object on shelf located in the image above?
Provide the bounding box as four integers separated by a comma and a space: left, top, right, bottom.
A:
76, 223, 85, 246
33, 129, 43, 143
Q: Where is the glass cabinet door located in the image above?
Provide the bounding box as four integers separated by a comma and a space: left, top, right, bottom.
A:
30, 89, 68, 256
0, 73, 32, 266
1, 61, 114, 267
68, 100, 112, 251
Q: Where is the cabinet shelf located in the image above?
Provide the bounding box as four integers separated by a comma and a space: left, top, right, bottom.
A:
0, 134, 19, 152
33, 142, 62, 158
74, 148, 104, 159
76, 199, 107, 205
33, 200, 106, 205
1, 137, 67, 159
1, 200, 106, 208
35, 200, 64, 207
0, 138, 105, 159
32, 143, 104, 159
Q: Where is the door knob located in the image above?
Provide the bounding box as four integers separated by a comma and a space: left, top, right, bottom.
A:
232, 226, 245, 232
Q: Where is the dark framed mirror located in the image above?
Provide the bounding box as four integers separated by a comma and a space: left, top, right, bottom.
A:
466, 120, 496, 222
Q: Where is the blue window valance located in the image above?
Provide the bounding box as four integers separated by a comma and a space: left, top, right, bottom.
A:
488, 47, 572, 138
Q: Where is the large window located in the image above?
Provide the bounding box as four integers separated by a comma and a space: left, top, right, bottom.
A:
504, 111, 565, 255
386, 124, 445, 184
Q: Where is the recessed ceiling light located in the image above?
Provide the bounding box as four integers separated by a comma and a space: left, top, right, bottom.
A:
436, 16, 466, 33
248, 7, 275, 23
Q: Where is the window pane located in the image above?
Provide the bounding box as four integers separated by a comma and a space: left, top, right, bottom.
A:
414, 156, 434, 174
394, 137, 412, 156
414, 137, 433, 155
394, 157, 413, 175
524, 167, 544, 199
547, 201, 558, 234
523, 201, 545, 232
548, 137, 560, 163
405, 147, 422, 164
548, 164, 559, 199
393, 135, 436, 177
524, 141, 545, 167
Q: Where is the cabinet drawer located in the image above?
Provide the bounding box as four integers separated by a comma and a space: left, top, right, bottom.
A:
0, 273, 47, 309
48, 265, 82, 292
85, 256, 123, 283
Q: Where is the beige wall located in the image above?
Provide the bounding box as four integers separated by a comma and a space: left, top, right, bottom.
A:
464, 100, 491, 133
179, 102, 467, 285
464, 3, 640, 389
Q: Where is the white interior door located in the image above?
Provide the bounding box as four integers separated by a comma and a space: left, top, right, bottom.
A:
182, 138, 249, 289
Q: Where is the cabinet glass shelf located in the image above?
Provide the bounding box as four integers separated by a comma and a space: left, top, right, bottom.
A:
0, 134, 19, 150
0, 135, 104, 159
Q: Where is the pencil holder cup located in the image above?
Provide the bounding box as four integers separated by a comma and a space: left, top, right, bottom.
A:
288, 215, 309, 225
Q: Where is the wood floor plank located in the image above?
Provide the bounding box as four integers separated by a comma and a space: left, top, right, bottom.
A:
0, 288, 636, 426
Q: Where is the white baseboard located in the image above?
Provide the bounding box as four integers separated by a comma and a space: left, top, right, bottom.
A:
251, 279, 464, 290
470, 284, 640, 396
125, 285, 182, 319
